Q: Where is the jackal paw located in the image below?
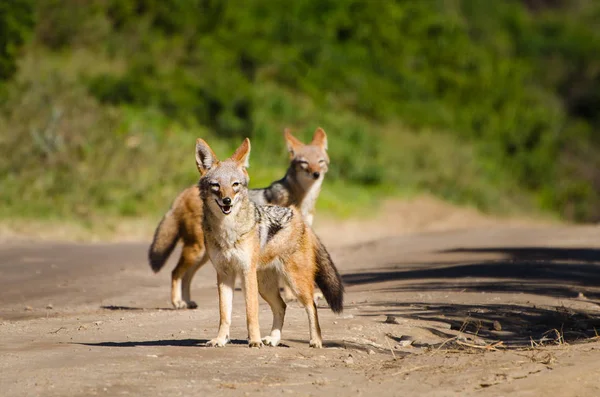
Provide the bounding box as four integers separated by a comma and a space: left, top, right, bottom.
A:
262, 336, 280, 347
248, 340, 264, 348
172, 300, 198, 310
206, 337, 228, 347
309, 339, 323, 349
186, 300, 198, 309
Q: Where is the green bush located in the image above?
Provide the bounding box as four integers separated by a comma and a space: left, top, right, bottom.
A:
0, 0, 34, 82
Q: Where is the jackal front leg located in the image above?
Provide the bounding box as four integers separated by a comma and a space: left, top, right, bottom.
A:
241, 260, 263, 348
206, 270, 236, 347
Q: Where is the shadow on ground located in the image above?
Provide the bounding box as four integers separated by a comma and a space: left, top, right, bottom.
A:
101, 305, 175, 311
343, 246, 600, 347
441, 247, 600, 262
361, 301, 600, 347
75, 338, 252, 347
343, 246, 600, 300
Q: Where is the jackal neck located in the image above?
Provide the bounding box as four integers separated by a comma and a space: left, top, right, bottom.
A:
283, 167, 323, 219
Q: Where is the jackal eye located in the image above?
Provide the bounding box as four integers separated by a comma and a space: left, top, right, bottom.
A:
232, 181, 240, 188
298, 160, 308, 170
318, 159, 326, 164
209, 182, 220, 192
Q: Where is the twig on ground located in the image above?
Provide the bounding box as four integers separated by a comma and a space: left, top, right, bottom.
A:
388, 365, 431, 377
384, 335, 397, 359
455, 340, 504, 351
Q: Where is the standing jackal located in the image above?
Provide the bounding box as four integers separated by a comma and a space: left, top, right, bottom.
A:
148, 128, 330, 309
195, 137, 343, 348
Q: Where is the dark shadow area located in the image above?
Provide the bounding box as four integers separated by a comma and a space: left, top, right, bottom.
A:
342, 246, 600, 301
344, 261, 600, 287
75, 338, 250, 347
374, 281, 600, 301
440, 247, 600, 263
101, 305, 175, 311
358, 301, 600, 347
341, 246, 600, 347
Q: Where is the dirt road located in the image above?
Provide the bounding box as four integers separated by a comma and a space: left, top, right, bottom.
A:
2, 221, 600, 396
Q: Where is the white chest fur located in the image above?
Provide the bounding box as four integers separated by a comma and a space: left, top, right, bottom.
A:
205, 215, 252, 272
299, 177, 323, 226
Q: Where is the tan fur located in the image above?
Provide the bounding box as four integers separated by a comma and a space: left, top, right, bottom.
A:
148, 128, 330, 309
196, 138, 343, 348
148, 186, 209, 309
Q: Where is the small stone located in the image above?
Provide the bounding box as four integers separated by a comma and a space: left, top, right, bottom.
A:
312, 378, 328, 386
397, 339, 413, 347
342, 314, 354, 319
24, 306, 33, 311
94, 321, 103, 326
385, 315, 399, 324
46, 304, 53, 309
180, 330, 186, 334
344, 355, 354, 365
492, 321, 502, 331
367, 349, 376, 355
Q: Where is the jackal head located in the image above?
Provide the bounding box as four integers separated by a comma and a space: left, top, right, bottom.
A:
285, 127, 329, 185
195, 138, 251, 216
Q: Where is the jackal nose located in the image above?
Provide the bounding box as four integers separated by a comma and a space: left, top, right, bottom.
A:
312, 172, 320, 179
222, 197, 232, 205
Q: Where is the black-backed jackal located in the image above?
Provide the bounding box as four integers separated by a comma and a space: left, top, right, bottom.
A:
195, 137, 343, 348
149, 128, 330, 309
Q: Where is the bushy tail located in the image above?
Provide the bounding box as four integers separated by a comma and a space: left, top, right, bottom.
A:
314, 235, 344, 313
148, 210, 180, 273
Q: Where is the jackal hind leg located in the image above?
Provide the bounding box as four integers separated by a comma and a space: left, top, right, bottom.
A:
181, 246, 209, 309
258, 267, 286, 347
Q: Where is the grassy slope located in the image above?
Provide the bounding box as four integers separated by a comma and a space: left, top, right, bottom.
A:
0, 48, 532, 232
0, 44, 542, 232
7, 1, 600, 232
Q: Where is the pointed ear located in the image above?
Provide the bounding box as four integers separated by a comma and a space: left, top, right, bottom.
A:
229, 138, 251, 168
311, 127, 328, 151
195, 138, 219, 175
284, 128, 304, 158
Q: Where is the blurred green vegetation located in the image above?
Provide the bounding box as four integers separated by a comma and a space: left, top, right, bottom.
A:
0, 0, 34, 83
1, 0, 599, 224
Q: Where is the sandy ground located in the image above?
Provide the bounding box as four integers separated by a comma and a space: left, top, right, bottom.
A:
1, 198, 600, 396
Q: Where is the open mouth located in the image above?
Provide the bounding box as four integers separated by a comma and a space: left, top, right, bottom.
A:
216, 201, 232, 215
